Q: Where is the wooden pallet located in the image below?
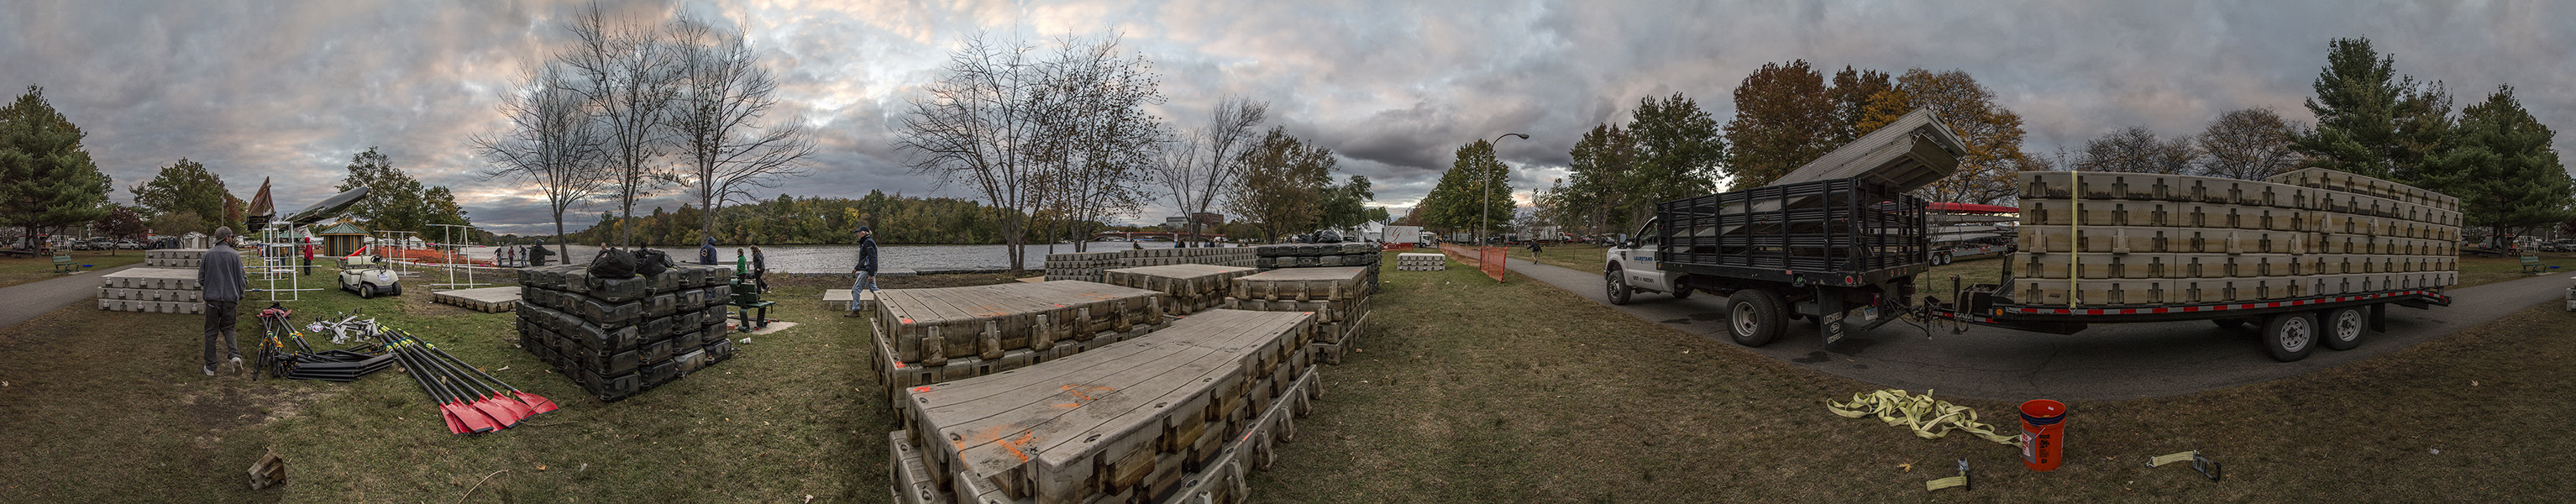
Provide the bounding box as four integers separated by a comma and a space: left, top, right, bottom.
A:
898, 309, 1318, 504
432, 286, 520, 313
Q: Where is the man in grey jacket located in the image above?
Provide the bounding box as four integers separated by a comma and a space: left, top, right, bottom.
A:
199, 227, 248, 376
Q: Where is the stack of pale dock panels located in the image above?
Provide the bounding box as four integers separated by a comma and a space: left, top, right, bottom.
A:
97, 266, 206, 314
2012, 168, 2461, 306
1102, 264, 1258, 316
143, 248, 204, 268
889, 308, 1321, 504
1224, 265, 1372, 365
515, 264, 738, 402
1395, 252, 1445, 271
869, 281, 1171, 402
1043, 248, 1258, 283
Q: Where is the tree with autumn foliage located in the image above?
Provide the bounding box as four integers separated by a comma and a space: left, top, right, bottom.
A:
1723, 60, 1837, 189
1854, 69, 2034, 205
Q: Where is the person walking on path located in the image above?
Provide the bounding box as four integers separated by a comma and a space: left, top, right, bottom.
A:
1529, 240, 1544, 260
749, 244, 769, 294
847, 227, 879, 317
698, 236, 718, 265
199, 227, 248, 376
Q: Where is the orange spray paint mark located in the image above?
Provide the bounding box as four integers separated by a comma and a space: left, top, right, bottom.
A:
1052, 384, 1117, 408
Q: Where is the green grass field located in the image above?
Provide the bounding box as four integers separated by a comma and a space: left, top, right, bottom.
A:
1, 254, 2570, 502
0, 249, 146, 289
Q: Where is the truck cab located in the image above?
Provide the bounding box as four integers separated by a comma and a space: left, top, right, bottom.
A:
1603, 218, 1681, 304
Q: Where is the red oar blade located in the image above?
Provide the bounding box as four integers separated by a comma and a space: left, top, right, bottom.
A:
511, 391, 559, 414
470, 397, 523, 428
439, 408, 469, 434
488, 391, 538, 419
445, 402, 499, 433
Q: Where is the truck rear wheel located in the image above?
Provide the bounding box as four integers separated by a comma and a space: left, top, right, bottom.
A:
2320, 307, 2366, 351
1726, 289, 1786, 347
2262, 312, 2316, 362
1604, 269, 1633, 305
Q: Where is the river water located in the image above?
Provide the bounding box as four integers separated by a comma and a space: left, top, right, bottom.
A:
463, 241, 1239, 274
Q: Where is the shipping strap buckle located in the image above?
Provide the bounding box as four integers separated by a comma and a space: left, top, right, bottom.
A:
2148, 450, 2222, 482
1923, 459, 1970, 491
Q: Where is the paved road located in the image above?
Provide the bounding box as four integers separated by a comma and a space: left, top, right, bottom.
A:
1511, 260, 2571, 401
0, 264, 144, 330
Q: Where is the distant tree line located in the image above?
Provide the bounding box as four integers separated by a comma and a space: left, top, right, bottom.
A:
1522, 37, 2568, 244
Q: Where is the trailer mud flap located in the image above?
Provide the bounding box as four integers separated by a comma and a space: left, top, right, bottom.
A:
1818, 289, 1846, 344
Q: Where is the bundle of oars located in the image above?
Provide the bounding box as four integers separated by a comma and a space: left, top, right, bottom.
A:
380, 328, 559, 434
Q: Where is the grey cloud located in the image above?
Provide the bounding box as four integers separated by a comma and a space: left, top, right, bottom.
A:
7, 0, 2570, 230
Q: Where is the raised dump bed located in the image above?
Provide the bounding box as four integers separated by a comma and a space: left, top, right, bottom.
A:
1102, 264, 1257, 316
893, 309, 1319, 504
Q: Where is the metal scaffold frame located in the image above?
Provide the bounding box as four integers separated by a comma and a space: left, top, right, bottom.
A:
251, 223, 322, 302
426, 223, 487, 291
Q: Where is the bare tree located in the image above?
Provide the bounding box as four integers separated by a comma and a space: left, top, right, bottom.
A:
2075, 126, 2198, 174
472, 62, 606, 259
897, 33, 1049, 272
1150, 97, 1267, 247
560, 2, 682, 247
1029, 34, 1163, 252
667, 15, 815, 243
2196, 108, 2304, 180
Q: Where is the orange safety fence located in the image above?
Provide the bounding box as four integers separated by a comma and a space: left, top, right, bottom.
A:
1380, 243, 1416, 251
1437, 244, 1508, 282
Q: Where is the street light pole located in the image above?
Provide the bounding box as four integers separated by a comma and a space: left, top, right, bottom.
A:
1482, 133, 1529, 245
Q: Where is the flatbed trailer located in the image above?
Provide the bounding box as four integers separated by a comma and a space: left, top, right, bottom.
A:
1608, 175, 2456, 362
1920, 281, 2451, 361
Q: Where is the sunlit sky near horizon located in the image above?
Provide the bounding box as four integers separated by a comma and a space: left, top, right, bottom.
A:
7, 0, 2572, 234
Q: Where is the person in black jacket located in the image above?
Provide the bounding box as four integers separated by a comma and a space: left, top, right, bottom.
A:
848, 227, 879, 316
749, 244, 769, 293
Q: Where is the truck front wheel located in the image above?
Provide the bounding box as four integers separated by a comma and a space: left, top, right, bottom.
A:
1726, 289, 1786, 347
1604, 269, 1633, 305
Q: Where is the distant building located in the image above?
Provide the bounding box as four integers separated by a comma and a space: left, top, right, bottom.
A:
1191, 213, 1225, 226
1164, 216, 1190, 228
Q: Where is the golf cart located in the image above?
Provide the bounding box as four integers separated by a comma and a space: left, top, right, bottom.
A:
339, 255, 401, 298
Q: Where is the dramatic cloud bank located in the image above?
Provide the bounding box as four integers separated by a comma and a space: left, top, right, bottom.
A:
7, 0, 2569, 234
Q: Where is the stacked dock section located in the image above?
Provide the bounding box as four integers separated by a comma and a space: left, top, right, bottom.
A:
1102, 264, 1258, 316
1395, 252, 1445, 271
97, 266, 205, 313
2012, 169, 2460, 307
1225, 266, 1372, 365
889, 309, 1320, 504
144, 248, 205, 268
515, 264, 738, 402
869, 281, 1170, 402
1043, 248, 1258, 283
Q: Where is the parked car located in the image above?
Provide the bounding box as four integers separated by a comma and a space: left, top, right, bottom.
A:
115, 239, 144, 249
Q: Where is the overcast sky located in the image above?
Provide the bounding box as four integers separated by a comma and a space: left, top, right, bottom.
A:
8, 0, 2571, 234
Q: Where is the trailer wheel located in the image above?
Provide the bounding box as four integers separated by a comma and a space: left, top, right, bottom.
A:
1933, 252, 1951, 265
2320, 307, 2366, 351
1726, 289, 1786, 347
2262, 312, 2317, 362
1604, 268, 1633, 305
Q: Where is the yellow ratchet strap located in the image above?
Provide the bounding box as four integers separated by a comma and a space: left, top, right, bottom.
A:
1827, 389, 2023, 446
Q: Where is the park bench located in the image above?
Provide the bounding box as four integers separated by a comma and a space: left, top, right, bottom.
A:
52, 255, 88, 273
2521, 255, 2550, 274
